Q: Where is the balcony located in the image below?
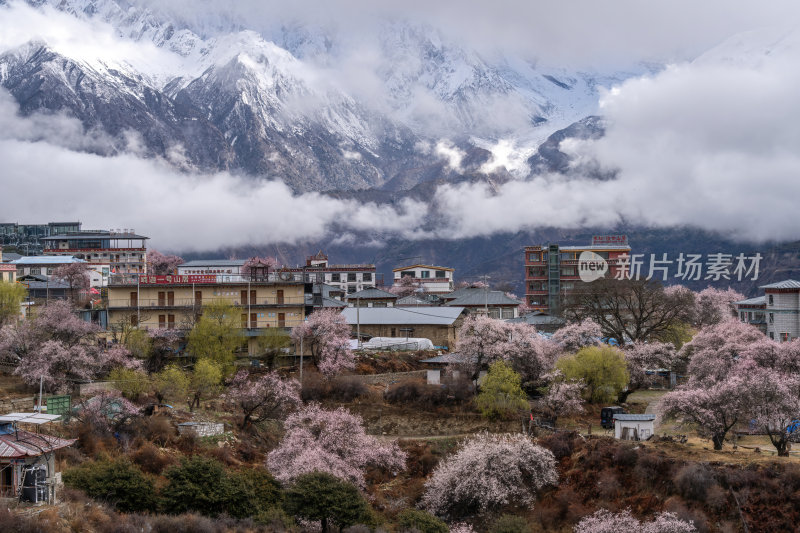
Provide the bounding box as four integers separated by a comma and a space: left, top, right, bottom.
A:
108, 296, 307, 309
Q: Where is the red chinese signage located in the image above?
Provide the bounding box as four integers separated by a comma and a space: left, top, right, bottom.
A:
138, 275, 217, 284
592, 235, 628, 246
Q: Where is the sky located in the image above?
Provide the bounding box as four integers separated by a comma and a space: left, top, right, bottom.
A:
1, 0, 800, 250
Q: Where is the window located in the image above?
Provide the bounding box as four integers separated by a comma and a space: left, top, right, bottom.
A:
560, 267, 577, 276
30, 268, 41, 275
363, 272, 372, 281
420, 270, 430, 278
347, 273, 356, 282
528, 267, 546, 277
740, 311, 746, 322
159, 315, 166, 329
502, 308, 514, 319
373, 302, 387, 308
331, 273, 340, 282
769, 313, 774, 323
770, 332, 775, 340
781, 333, 790, 342
390, 328, 396, 337
400, 271, 415, 278
769, 294, 774, 305
528, 252, 540, 262
435, 270, 446, 278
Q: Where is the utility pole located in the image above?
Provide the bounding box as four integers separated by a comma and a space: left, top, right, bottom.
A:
482, 275, 491, 315
299, 336, 304, 384
356, 296, 361, 349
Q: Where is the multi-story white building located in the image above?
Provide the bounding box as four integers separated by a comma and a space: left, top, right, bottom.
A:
392, 264, 455, 294
761, 280, 800, 342
178, 260, 245, 281
13, 256, 110, 288
291, 252, 376, 294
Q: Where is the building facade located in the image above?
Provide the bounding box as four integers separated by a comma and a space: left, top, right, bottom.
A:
42, 230, 148, 275
340, 306, 466, 350
0, 247, 15, 283
734, 295, 767, 334
761, 280, 800, 342
106, 274, 309, 354
290, 252, 376, 294
524, 235, 631, 315
177, 260, 245, 279
392, 264, 455, 294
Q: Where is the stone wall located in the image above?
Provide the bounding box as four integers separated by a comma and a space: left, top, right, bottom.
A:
351, 370, 427, 385
177, 422, 225, 437
0, 396, 35, 412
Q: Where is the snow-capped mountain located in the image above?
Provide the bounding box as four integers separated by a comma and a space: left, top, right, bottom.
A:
0, 0, 649, 192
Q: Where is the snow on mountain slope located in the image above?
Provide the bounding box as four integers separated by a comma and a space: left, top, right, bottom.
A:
0, 0, 649, 191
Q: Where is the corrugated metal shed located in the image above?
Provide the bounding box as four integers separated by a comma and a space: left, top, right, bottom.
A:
347, 287, 398, 300
0, 431, 76, 458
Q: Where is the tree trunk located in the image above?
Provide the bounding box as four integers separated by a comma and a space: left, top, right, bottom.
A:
617, 387, 635, 404
712, 433, 725, 450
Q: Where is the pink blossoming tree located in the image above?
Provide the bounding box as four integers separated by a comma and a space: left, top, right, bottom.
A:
693, 287, 745, 328
389, 275, 421, 298
223, 370, 301, 428
266, 404, 406, 488
421, 432, 557, 519
620, 341, 680, 402
73, 391, 140, 434
551, 319, 602, 353
0, 301, 140, 392
574, 509, 696, 533
52, 262, 91, 302
146, 250, 184, 275
537, 371, 585, 427
291, 309, 354, 378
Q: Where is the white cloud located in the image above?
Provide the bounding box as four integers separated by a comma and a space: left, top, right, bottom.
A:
434, 141, 465, 171
432, 27, 800, 242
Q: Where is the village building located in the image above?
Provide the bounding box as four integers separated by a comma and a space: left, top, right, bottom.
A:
42, 229, 147, 275
760, 280, 800, 342
442, 288, 520, 319
524, 235, 631, 315
0, 412, 75, 503
613, 413, 656, 441
340, 306, 467, 350
288, 252, 377, 295
178, 259, 246, 280
106, 273, 309, 355
0, 247, 16, 283
346, 287, 398, 308
505, 311, 566, 333
734, 295, 767, 334
392, 264, 455, 294
11, 256, 111, 289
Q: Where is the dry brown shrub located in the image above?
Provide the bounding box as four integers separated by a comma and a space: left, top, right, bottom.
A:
131, 441, 175, 474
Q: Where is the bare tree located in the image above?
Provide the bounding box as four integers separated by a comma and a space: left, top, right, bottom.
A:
564, 278, 694, 345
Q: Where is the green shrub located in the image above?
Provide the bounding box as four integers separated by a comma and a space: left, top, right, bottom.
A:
476, 361, 529, 420
283, 472, 373, 532
489, 514, 530, 533
397, 508, 448, 533
63, 457, 157, 512
556, 345, 629, 403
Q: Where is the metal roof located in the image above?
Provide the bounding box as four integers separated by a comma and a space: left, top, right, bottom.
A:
347, 287, 398, 300
341, 306, 466, 326
396, 295, 434, 306
734, 296, 766, 306
506, 313, 566, 326
43, 232, 149, 240
392, 264, 454, 272
0, 430, 76, 458
613, 414, 656, 421
0, 413, 62, 424
445, 290, 520, 307
558, 245, 631, 251
760, 280, 800, 290
180, 259, 246, 267
13, 256, 86, 265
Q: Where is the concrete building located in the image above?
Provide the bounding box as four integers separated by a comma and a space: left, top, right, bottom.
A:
288, 252, 376, 295
340, 306, 467, 350
760, 280, 800, 342
392, 264, 455, 294
734, 295, 767, 334
12, 256, 110, 289
106, 273, 309, 354
524, 235, 631, 315
0, 247, 16, 283
42, 230, 148, 275
613, 413, 656, 441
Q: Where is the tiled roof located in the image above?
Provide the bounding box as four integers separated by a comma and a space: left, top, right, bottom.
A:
347, 287, 398, 300
760, 280, 800, 290
444, 290, 520, 307
735, 296, 766, 306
